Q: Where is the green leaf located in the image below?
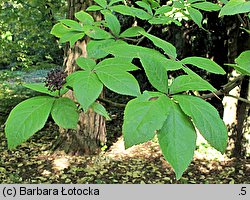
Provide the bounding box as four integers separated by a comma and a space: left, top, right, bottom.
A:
59, 31, 77, 43
59, 31, 85, 47
187, 7, 203, 28
76, 57, 96, 71
229, 65, 250, 75
95, 58, 139, 71
96, 67, 141, 97
83, 25, 113, 39
181, 56, 226, 74
91, 102, 111, 120
139, 54, 168, 93
87, 39, 116, 59
140, 32, 177, 59
5, 96, 55, 149
65, 71, 82, 87
191, 2, 221, 11
86, 5, 103, 11
188, 0, 205, 3
130, 7, 153, 20
50, 23, 70, 38
169, 75, 216, 94
147, 0, 160, 8
73, 71, 103, 111
120, 26, 145, 38
157, 100, 196, 180
23, 83, 66, 97
108, 0, 123, 6
104, 43, 162, 59
164, 59, 183, 71
154, 5, 172, 15
110, 5, 135, 16
235, 50, 250, 75
51, 97, 79, 129
123, 92, 171, 148
219, 0, 250, 16
94, 0, 107, 8
148, 16, 181, 26
173, 95, 228, 153
102, 10, 121, 36
69, 32, 86, 47
59, 19, 84, 31
173, 0, 185, 9
135, 1, 153, 15
75, 11, 94, 25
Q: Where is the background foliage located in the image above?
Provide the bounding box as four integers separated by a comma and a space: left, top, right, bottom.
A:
0, 0, 67, 69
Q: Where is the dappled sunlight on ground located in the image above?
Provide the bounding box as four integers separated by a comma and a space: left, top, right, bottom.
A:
0, 126, 249, 184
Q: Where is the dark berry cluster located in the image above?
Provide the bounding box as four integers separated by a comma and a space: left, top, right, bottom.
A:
44, 69, 67, 92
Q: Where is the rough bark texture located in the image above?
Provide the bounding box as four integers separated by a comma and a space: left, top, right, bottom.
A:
53, 0, 106, 155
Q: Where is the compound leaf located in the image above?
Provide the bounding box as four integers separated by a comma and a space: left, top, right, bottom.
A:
173, 94, 228, 153
123, 92, 171, 148
158, 100, 196, 180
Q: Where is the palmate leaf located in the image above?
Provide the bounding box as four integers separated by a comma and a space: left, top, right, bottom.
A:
157, 100, 197, 180
5, 96, 55, 149
51, 97, 79, 129
123, 92, 171, 148
173, 95, 228, 153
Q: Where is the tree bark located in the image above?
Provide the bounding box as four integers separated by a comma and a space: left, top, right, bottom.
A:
53, 0, 106, 155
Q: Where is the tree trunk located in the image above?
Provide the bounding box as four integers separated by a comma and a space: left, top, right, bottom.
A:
223, 16, 249, 158
232, 76, 249, 158
53, 0, 106, 155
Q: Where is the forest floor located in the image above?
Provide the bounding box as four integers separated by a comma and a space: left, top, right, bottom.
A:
0, 69, 249, 184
